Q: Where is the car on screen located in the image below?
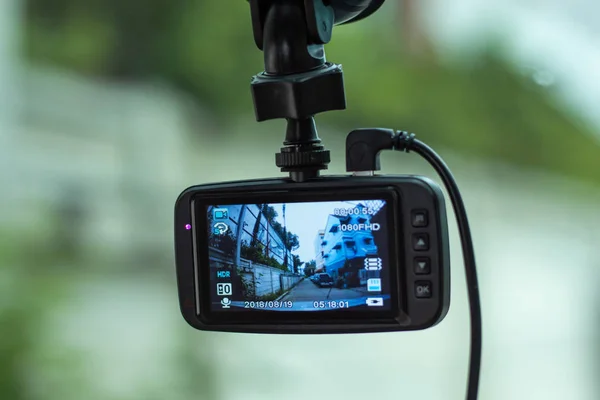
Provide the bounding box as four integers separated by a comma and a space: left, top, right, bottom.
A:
315, 273, 334, 288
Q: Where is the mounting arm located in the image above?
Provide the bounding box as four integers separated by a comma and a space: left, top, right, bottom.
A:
248, 0, 386, 182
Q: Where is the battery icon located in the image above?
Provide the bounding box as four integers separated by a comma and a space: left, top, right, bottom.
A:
364, 257, 382, 270
366, 297, 384, 306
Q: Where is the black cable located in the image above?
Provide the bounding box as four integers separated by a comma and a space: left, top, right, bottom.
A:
394, 131, 482, 400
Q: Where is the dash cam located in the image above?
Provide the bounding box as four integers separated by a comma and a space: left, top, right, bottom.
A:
175, 176, 450, 334
175, 1, 482, 397
174, 0, 454, 335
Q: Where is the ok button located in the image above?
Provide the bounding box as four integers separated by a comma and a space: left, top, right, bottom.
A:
415, 281, 432, 298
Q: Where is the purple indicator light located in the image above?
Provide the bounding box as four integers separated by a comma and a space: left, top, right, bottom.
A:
185, 224, 192, 230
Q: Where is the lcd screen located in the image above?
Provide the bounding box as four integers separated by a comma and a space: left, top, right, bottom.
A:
202, 199, 393, 312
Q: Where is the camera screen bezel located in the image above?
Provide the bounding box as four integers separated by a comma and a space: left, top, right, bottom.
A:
191, 186, 404, 325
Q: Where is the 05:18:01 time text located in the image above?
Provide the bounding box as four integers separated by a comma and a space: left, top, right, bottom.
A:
313, 301, 350, 309
244, 300, 293, 308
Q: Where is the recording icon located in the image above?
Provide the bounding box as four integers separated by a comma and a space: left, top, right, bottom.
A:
221, 298, 231, 309
213, 208, 229, 220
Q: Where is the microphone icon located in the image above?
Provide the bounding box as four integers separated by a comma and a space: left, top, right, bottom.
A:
221, 297, 231, 309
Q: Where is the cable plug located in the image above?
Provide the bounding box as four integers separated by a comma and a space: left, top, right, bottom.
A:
345, 128, 395, 172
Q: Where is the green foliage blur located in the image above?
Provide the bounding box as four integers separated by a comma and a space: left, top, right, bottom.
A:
23, 0, 600, 184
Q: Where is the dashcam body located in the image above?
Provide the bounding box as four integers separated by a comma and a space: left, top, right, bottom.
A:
174, 175, 450, 334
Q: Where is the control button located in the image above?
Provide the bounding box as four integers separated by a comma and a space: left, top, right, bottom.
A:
412, 233, 429, 251
414, 257, 431, 275
411, 210, 428, 227
415, 281, 432, 298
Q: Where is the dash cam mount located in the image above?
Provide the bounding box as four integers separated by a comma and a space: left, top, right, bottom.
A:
249, 0, 359, 182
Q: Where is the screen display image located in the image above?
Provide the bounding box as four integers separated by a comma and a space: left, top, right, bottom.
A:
203, 199, 393, 312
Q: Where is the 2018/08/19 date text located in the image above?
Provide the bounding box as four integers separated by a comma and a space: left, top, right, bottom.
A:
244, 300, 293, 309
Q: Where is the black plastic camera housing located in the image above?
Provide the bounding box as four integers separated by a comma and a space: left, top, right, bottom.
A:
174, 175, 450, 334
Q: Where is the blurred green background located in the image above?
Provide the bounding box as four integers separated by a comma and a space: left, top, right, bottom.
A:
2, 1, 600, 399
